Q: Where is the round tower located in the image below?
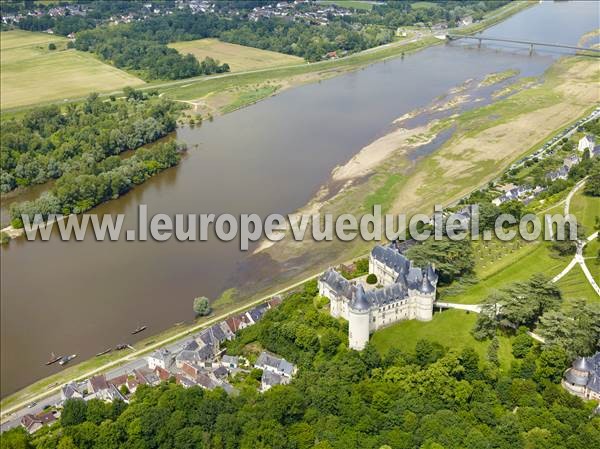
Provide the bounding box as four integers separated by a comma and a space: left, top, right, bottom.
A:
348, 285, 371, 351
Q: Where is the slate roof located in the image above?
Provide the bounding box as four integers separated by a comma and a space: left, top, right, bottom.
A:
255, 351, 295, 377
565, 352, 600, 393
320, 244, 438, 312
261, 370, 289, 388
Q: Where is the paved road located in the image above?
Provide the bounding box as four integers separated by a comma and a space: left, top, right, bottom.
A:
0, 269, 324, 430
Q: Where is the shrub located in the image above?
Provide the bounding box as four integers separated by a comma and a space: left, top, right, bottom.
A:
366, 273, 378, 285
193, 296, 211, 316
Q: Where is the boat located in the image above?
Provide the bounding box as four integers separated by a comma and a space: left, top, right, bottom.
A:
131, 325, 147, 335
96, 348, 112, 357
115, 344, 128, 350
59, 354, 77, 366
45, 352, 62, 366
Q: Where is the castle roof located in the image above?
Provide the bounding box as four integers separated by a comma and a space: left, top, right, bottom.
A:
350, 284, 370, 312
319, 244, 438, 312
564, 352, 600, 392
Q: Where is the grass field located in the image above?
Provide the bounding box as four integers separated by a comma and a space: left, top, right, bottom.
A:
557, 264, 599, 303
443, 241, 567, 305
318, 1, 374, 11
371, 309, 514, 370
569, 189, 600, 233
169, 38, 304, 73
1, 30, 145, 110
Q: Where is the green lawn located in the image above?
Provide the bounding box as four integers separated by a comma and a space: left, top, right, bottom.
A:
569, 189, 600, 234
371, 309, 513, 370
443, 241, 567, 304
1, 30, 144, 110
557, 264, 599, 303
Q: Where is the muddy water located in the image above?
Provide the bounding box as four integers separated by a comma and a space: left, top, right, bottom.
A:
2, 1, 598, 396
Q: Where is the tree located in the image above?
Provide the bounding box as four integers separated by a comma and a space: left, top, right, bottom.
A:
366, 273, 378, 285
512, 330, 534, 359
583, 171, 600, 197
320, 329, 342, 355
405, 238, 474, 284
487, 337, 500, 366
193, 296, 211, 316
61, 398, 88, 426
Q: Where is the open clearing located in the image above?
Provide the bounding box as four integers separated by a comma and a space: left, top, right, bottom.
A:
169, 38, 304, 73
1, 30, 145, 110
371, 309, 514, 370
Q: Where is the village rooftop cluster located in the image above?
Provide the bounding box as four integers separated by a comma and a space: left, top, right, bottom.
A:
17, 296, 297, 434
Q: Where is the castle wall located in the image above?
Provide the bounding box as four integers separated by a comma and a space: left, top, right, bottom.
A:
369, 257, 399, 287
348, 309, 370, 350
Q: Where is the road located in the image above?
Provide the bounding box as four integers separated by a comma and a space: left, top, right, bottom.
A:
0, 269, 324, 430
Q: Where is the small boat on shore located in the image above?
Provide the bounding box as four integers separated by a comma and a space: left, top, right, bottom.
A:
45, 352, 62, 366
59, 354, 77, 366
115, 344, 128, 350
131, 325, 147, 335
96, 348, 112, 357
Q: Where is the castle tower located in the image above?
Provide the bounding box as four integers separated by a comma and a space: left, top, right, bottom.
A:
348, 285, 371, 350
415, 273, 435, 321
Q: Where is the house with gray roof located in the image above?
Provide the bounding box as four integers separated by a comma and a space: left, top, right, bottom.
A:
261, 370, 291, 392
562, 352, 600, 401
319, 243, 438, 350
255, 351, 296, 378
146, 348, 174, 371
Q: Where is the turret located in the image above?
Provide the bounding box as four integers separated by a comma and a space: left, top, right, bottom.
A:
348, 285, 370, 350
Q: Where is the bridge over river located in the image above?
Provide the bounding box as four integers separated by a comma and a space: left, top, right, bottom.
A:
446, 34, 600, 56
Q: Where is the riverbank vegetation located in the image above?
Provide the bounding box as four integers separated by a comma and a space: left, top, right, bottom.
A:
1, 90, 184, 227
4, 280, 599, 449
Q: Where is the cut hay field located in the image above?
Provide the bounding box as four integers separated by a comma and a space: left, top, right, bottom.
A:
1, 30, 145, 110
169, 38, 304, 73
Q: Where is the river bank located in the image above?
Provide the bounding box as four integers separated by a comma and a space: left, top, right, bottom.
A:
0, 0, 572, 404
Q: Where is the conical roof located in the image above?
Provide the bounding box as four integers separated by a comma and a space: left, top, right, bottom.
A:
350, 284, 370, 312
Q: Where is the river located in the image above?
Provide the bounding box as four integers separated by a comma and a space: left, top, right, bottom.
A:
1, 1, 598, 397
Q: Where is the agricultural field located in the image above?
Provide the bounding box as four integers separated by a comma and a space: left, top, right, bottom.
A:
169, 38, 304, 73
1, 30, 145, 110
317, 1, 374, 11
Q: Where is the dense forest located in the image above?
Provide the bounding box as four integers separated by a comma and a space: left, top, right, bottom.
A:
2, 279, 599, 449
73, 14, 232, 80
1, 90, 184, 227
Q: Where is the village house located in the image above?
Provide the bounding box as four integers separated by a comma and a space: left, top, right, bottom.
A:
221, 355, 240, 369
255, 351, 296, 378
261, 370, 291, 392
61, 382, 84, 401
146, 348, 174, 371
20, 411, 58, 434
578, 134, 596, 153
319, 243, 438, 350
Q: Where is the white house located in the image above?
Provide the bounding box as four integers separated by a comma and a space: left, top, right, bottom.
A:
578, 135, 596, 153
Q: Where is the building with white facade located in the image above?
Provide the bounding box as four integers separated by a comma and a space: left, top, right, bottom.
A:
318, 243, 438, 350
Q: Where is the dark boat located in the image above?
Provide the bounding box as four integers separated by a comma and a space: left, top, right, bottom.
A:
115, 344, 128, 350
96, 348, 112, 357
131, 325, 147, 335
45, 352, 62, 366
59, 354, 77, 366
